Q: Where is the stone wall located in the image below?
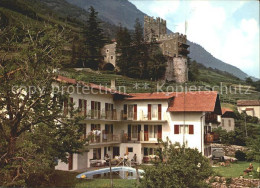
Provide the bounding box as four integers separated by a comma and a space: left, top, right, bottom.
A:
211, 143, 248, 156
207, 176, 260, 188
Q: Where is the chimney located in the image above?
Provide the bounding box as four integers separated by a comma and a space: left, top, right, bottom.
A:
111, 79, 116, 90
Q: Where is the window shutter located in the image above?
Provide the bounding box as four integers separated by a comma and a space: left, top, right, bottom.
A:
98, 102, 101, 118
138, 125, 141, 141
189, 125, 194, 134
84, 100, 87, 117
134, 104, 137, 120
91, 101, 94, 110
64, 98, 68, 116
123, 104, 127, 120
158, 125, 162, 139
148, 104, 151, 120
105, 103, 108, 111
128, 125, 131, 141
83, 124, 86, 139
144, 125, 148, 141
158, 104, 162, 120
174, 125, 179, 134
79, 99, 82, 112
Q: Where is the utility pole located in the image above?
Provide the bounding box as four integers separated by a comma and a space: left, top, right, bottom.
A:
244, 114, 248, 137
109, 158, 113, 188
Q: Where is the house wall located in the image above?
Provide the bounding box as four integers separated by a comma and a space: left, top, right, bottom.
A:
220, 117, 235, 132
168, 112, 204, 153
56, 93, 207, 171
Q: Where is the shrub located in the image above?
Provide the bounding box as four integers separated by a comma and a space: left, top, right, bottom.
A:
235, 150, 246, 161
140, 140, 213, 188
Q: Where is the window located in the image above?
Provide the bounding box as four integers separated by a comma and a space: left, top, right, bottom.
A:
228, 120, 231, 127
128, 147, 133, 152
111, 55, 113, 60
93, 148, 101, 160
143, 147, 157, 156
78, 99, 87, 116
128, 105, 134, 119
106, 49, 109, 53
132, 125, 138, 138
222, 119, 225, 127
105, 103, 114, 119
91, 101, 100, 118
152, 104, 158, 119
175, 125, 194, 134
91, 124, 100, 131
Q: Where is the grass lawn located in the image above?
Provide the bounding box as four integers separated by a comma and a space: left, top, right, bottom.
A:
213, 161, 260, 178
49, 171, 136, 187
75, 179, 136, 188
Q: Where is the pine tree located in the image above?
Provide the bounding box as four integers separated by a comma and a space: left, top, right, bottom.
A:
116, 25, 132, 76
84, 6, 106, 70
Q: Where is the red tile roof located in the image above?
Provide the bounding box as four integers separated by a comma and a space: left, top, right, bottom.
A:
55, 75, 129, 96
237, 100, 260, 106
222, 108, 233, 114
127, 92, 175, 100
167, 91, 221, 113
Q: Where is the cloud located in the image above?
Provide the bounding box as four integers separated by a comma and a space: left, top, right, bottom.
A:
130, 0, 259, 78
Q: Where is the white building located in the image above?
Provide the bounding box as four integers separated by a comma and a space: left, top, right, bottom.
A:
55, 76, 222, 171
237, 100, 260, 119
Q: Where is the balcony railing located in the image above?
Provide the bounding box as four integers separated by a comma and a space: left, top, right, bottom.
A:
121, 111, 167, 121
102, 133, 120, 143
87, 129, 120, 144
122, 132, 162, 143
78, 109, 118, 120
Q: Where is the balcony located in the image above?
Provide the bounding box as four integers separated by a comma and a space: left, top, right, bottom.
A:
79, 110, 119, 121
204, 132, 220, 144
121, 132, 162, 143
121, 111, 168, 122
205, 113, 220, 124
88, 130, 120, 145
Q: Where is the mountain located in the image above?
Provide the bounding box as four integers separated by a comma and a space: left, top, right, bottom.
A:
187, 41, 249, 79
65, 0, 251, 80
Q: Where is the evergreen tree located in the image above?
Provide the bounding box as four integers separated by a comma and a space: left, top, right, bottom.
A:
188, 60, 200, 81
84, 6, 106, 70
115, 25, 132, 76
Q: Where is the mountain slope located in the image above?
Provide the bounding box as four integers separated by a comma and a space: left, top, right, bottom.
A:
65, 0, 250, 80
188, 41, 249, 79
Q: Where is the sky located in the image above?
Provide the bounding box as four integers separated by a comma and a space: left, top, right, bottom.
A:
129, 0, 260, 79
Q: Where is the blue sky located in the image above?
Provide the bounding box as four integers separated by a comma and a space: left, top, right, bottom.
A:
130, 0, 260, 79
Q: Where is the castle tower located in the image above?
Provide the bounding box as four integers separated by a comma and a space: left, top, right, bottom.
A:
144, 16, 167, 41
144, 15, 189, 83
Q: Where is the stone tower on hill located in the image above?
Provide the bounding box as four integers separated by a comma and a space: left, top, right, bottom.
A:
144, 16, 189, 83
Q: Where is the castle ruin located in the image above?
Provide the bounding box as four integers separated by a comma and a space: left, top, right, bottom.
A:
144, 16, 189, 83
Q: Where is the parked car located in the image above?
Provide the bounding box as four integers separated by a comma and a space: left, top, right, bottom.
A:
212, 148, 225, 161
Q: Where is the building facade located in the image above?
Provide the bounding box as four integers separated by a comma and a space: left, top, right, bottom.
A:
55, 76, 222, 171
237, 100, 260, 119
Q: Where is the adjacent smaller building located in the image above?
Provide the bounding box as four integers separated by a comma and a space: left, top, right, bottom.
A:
220, 108, 236, 132
237, 100, 260, 119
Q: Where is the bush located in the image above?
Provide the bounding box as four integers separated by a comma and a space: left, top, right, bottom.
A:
140, 140, 213, 188
235, 150, 246, 161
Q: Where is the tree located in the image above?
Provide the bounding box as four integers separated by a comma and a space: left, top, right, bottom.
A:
188, 59, 200, 81
115, 25, 132, 76
140, 140, 213, 188
84, 6, 106, 70
245, 77, 253, 85
0, 25, 85, 186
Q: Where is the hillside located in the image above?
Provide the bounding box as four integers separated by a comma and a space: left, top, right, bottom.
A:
60, 68, 260, 103
65, 0, 251, 80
